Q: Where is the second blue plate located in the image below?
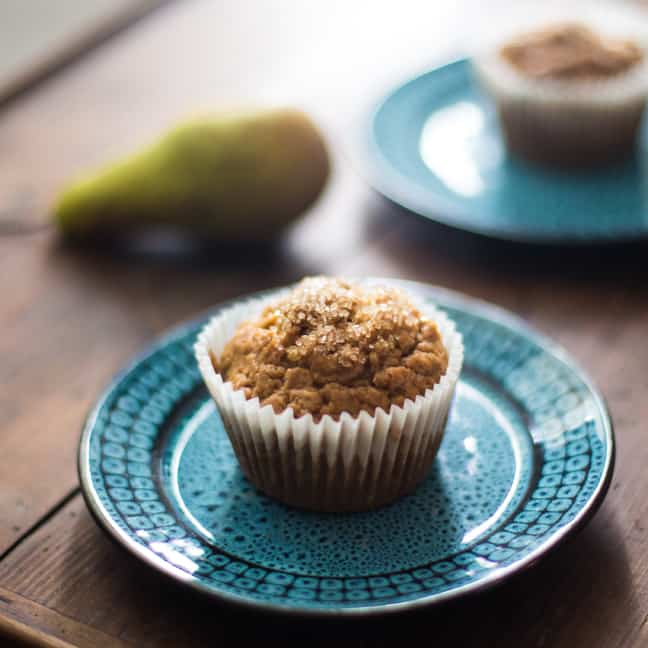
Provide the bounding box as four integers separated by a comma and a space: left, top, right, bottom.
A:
368, 58, 648, 243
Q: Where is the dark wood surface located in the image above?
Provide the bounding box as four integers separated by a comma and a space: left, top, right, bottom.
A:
1, 1, 648, 645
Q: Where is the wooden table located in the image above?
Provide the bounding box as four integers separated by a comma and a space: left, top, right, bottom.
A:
2, 1, 648, 645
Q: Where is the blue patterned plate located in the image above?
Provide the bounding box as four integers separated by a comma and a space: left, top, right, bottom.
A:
368, 58, 648, 243
79, 281, 614, 615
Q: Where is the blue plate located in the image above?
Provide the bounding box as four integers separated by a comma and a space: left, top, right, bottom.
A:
368, 58, 648, 243
79, 281, 614, 616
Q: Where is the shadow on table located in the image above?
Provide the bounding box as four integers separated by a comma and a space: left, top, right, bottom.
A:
372, 197, 648, 283
69, 500, 633, 647
41, 231, 322, 337
50, 231, 301, 271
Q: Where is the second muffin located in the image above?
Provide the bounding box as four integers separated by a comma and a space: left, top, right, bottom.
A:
195, 277, 463, 512
472, 6, 648, 167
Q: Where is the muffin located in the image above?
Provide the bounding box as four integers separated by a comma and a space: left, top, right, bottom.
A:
195, 277, 463, 512
473, 7, 648, 167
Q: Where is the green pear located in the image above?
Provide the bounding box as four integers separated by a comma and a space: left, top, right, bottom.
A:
54, 108, 329, 241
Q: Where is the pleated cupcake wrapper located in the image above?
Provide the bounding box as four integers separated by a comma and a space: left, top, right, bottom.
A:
195, 292, 463, 512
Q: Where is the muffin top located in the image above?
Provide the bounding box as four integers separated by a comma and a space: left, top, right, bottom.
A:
500, 22, 643, 80
215, 277, 449, 420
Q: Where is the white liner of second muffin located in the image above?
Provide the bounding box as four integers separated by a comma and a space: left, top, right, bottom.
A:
194, 288, 464, 511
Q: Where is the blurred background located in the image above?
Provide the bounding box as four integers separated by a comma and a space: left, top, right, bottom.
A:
3, 1, 648, 440
3, 0, 647, 243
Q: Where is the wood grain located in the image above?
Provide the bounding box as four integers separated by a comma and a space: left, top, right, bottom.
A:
1, 0, 648, 646
0, 586, 134, 648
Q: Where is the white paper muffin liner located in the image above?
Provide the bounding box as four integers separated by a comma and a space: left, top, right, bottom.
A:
194, 288, 463, 512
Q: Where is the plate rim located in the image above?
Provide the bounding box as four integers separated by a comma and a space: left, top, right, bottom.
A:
78, 281, 615, 617
366, 57, 648, 245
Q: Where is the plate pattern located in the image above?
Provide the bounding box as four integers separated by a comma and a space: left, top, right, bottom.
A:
82, 287, 612, 613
